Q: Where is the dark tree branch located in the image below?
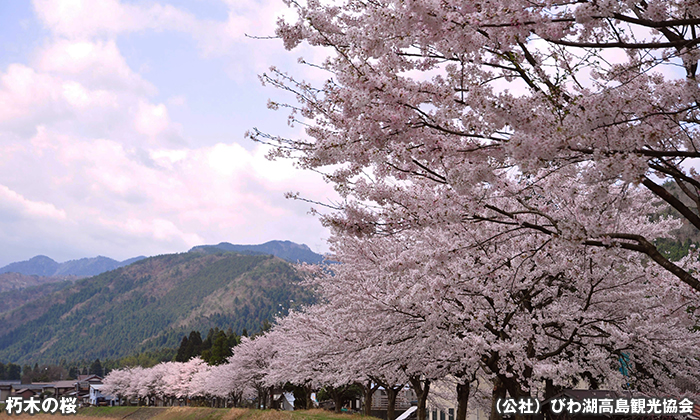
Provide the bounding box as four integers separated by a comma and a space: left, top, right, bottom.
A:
641, 176, 700, 231
584, 233, 700, 292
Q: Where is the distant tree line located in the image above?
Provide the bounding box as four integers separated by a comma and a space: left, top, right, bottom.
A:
15, 359, 106, 383
3, 324, 274, 384
175, 327, 243, 365
0, 362, 21, 380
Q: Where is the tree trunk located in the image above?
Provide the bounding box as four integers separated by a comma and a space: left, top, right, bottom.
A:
361, 380, 380, 416
544, 379, 561, 401
489, 377, 506, 420
408, 377, 430, 420
386, 385, 401, 420
230, 391, 240, 408
499, 376, 533, 420
333, 390, 343, 413
305, 383, 313, 409
258, 387, 266, 409
456, 381, 470, 420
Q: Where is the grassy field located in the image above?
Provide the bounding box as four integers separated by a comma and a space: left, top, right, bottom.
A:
0, 407, 377, 420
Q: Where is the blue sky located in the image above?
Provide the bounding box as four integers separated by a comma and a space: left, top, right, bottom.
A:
0, 0, 336, 266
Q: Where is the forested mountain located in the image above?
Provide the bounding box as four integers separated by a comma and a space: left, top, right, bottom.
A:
190, 240, 325, 264
0, 240, 321, 282
0, 255, 146, 277
0, 251, 314, 365
0, 280, 75, 314
0, 272, 78, 293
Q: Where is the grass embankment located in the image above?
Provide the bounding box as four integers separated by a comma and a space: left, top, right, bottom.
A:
0, 407, 376, 420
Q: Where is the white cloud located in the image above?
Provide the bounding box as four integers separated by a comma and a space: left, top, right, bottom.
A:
36, 39, 156, 94
0, 124, 335, 263
0, 184, 67, 220
101, 217, 205, 244
0, 1, 336, 265
135, 100, 170, 137
32, 0, 304, 67
0, 64, 62, 124
32, 0, 198, 39
62, 81, 117, 108
0, 38, 181, 147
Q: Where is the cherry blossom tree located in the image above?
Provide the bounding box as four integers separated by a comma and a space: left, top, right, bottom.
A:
132, 362, 175, 406
279, 249, 477, 420
225, 335, 278, 409
252, 0, 700, 293
125, 366, 147, 404
102, 367, 134, 405
206, 363, 246, 407
189, 363, 214, 405
267, 304, 368, 413
287, 214, 699, 420
168, 357, 208, 401
104, 359, 226, 408
253, 5, 700, 417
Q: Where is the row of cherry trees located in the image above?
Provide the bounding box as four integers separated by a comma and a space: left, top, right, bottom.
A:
265, 218, 698, 419
103, 227, 699, 416
102, 336, 273, 409
250, 0, 700, 418
104, 222, 700, 417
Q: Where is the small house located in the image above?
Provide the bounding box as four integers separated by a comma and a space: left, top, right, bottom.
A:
0, 380, 20, 402
89, 384, 115, 406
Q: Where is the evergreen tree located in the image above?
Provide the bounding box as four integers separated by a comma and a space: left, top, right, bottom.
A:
227, 329, 239, 349
186, 331, 203, 359
90, 359, 103, 376
207, 330, 233, 365
175, 336, 190, 362
7, 363, 21, 380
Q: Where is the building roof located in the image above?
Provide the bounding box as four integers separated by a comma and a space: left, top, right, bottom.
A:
0, 380, 21, 385
13, 383, 54, 391
14, 388, 39, 395
52, 380, 78, 388
78, 374, 103, 382
274, 392, 295, 403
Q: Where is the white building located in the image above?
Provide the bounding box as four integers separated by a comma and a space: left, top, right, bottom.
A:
89, 384, 115, 406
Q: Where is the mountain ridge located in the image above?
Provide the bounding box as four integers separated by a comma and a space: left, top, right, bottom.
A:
189, 240, 325, 264
0, 250, 315, 364
0, 240, 324, 279
0, 255, 147, 277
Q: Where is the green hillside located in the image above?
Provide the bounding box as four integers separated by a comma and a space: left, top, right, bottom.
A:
0, 279, 75, 314
0, 251, 314, 365
0, 272, 77, 293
